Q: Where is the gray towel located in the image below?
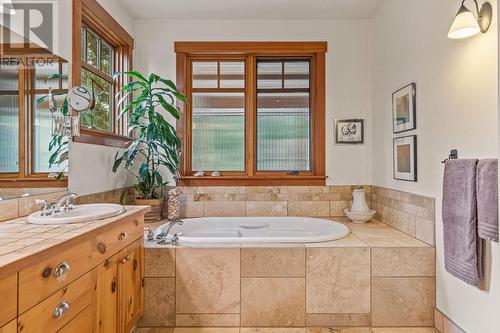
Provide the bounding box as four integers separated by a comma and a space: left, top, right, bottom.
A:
443, 159, 481, 286
477, 159, 499, 242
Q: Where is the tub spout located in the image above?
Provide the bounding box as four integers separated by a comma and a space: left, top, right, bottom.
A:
156, 220, 184, 241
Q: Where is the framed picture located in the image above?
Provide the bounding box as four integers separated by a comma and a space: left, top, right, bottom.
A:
335, 119, 364, 144
393, 135, 417, 182
392, 83, 416, 133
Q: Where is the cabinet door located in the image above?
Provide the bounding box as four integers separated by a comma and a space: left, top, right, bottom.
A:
120, 238, 144, 333
95, 254, 120, 333
0, 320, 16, 333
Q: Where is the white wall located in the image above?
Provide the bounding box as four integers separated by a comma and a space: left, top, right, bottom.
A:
133, 19, 372, 185
371, 1, 499, 332
67, 0, 136, 195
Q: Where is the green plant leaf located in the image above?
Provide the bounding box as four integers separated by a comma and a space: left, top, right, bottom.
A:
113, 71, 148, 83
159, 78, 177, 90
157, 95, 180, 119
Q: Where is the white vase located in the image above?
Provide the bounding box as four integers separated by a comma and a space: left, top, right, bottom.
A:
351, 189, 369, 213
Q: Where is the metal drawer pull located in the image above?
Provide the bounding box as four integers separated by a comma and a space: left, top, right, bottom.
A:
121, 255, 130, 264
118, 231, 128, 240
53, 301, 70, 319
54, 262, 70, 278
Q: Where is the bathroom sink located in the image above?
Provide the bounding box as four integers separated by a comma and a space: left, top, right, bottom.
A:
26, 203, 126, 225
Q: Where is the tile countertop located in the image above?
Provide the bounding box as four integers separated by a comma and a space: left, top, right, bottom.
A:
0, 205, 150, 278
144, 217, 432, 249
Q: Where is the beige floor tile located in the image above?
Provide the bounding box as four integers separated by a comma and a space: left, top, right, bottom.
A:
144, 248, 175, 277
372, 277, 435, 327
138, 278, 175, 327
306, 248, 370, 314
173, 329, 239, 333
307, 328, 372, 333
176, 248, 240, 314
241, 247, 305, 277
135, 328, 174, 333
372, 329, 438, 333
176, 314, 240, 327
306, 313, 371, 327
371, 248, 435, 277
241, 277, 305, 326
241, 329, 306, 333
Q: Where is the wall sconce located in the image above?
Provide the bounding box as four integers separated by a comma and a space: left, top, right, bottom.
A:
448, 0, 493, 39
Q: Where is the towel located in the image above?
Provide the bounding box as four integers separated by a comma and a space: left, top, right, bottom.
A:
477, 159, 499, 242
442, 159, 481, 286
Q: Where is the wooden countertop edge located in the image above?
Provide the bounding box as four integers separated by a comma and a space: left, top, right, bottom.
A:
0, 205, 150, 279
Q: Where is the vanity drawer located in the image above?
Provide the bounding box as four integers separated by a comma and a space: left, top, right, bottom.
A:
18, 272, 93, 333
57, 305, 93, 333
18, 240, 93, 313
0, 274, 17, 327
91, 215, 144, 264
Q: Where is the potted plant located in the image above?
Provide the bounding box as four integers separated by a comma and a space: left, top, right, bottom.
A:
112, 71, 187, 222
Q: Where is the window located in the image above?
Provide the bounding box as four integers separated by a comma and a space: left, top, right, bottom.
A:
0, 55, 69, 186
176, 42, 326, 186
72, 0, 134, 148
80, 26, 114, 132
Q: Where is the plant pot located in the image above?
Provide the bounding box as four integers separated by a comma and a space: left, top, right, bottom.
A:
134, 198, 163, 223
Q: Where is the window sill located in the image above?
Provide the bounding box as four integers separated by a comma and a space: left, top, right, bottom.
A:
73, 128, 132, 148
0, 178, 68, 188
178, 175, 326, 187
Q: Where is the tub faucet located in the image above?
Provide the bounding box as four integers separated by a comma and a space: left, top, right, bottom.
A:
156, 220, 184, 241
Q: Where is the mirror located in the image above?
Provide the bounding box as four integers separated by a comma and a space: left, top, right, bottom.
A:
0, 42, 70, 200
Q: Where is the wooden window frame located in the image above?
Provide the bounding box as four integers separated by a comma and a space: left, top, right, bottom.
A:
72, 0, 134, 148
175, 42, 327, 186
0, 54, 69, 188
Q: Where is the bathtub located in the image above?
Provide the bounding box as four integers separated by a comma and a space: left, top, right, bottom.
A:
151, 216, 350, 244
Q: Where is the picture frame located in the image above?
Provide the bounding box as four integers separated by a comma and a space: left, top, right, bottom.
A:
393, 135, 417, 182
335, 119, 364, 144
392, 83, 416, 133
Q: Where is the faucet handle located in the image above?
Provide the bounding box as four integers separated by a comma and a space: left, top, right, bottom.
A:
35, 199, 51, 216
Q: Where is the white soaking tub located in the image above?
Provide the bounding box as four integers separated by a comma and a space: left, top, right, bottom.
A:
151, 216, 350, 245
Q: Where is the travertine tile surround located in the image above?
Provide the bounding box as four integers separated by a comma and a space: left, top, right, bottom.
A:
178, 186, 436, 245
138, 219, 436, 331
371, 186, 435, 245
434, 309, 465, 333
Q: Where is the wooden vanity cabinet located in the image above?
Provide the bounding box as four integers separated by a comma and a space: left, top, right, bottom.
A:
0, 211, 147, 333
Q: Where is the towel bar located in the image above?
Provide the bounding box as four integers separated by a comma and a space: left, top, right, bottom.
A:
441, 149, 458, 163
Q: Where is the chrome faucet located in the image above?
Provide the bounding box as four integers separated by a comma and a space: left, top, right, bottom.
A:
35, 193, 78, 216
156, 220, 184, 241
53, 193, 78, 212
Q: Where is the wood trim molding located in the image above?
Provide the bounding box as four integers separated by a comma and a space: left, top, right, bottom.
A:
176, 42, 327, 186
179, 176, 327, 187
72, 0, 134, 148
0, 178, 68, 188
175, 41, 328, 54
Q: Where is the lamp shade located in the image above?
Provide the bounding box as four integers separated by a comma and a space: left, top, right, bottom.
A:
448, 4, 481, 39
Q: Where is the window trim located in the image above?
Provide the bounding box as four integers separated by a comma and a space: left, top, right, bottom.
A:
0, 54, 69, 188
175, 42, 327, 186
72, 0, 134, 148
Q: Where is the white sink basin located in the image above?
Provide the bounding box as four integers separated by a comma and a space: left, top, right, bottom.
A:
26, 203, 126, 225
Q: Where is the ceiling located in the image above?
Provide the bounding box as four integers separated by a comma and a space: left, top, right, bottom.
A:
117, 0, 384, 20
